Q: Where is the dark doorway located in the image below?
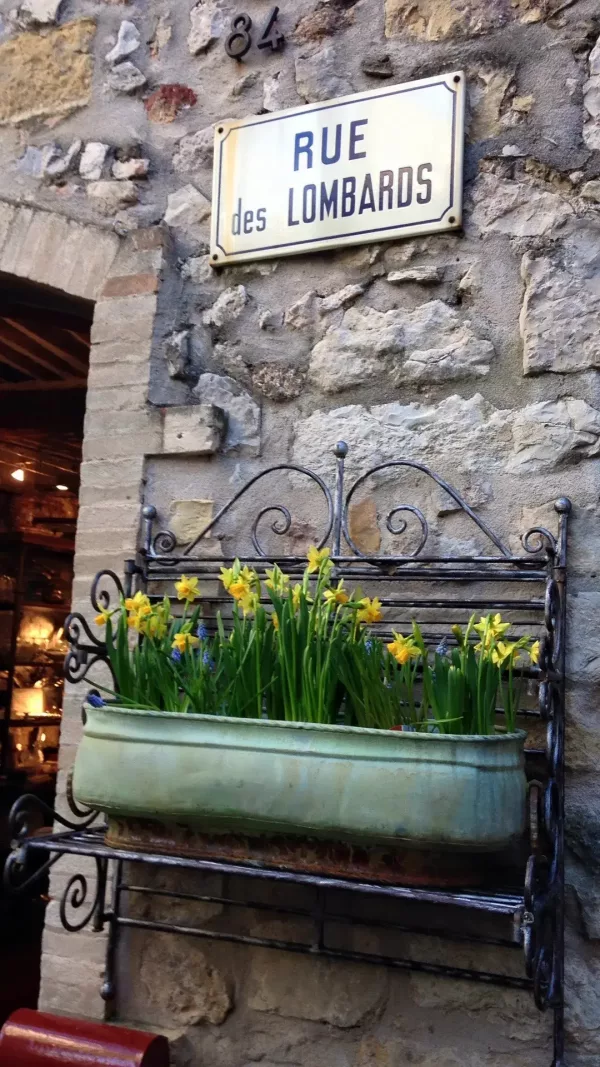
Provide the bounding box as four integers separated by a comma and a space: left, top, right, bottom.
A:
0, 273, 92, 1024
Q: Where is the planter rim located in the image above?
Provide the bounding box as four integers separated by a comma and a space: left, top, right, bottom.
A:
83, 703, 526, 744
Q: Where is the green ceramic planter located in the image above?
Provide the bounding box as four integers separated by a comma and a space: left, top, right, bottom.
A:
74, 705, 527, 851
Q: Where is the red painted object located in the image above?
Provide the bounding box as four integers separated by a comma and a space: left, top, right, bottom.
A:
0, 1009, 169, 1066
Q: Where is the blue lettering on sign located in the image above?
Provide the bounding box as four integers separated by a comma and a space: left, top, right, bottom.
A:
286, 164, 435, 226
232, 197, 268, 234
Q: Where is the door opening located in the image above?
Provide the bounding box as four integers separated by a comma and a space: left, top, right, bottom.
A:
0, 271, 92, 1023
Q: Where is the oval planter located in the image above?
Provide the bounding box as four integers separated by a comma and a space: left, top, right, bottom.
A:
73, 704, 527, 853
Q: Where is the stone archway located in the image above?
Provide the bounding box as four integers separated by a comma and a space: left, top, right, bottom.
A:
0, 200, 166, 1018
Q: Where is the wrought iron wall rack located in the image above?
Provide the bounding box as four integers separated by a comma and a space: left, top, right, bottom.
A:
3, 444, 569, 1067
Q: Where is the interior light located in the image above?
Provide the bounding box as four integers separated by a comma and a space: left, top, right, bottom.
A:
40, 733, 46, 742
11, 468, 25, 482
55, 484, 68, 491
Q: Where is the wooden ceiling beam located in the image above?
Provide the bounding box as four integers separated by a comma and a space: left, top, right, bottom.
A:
0, 376, 87, 392
4, 318, 89, 374
0, 347, 53, 381
0, 322, 66, 378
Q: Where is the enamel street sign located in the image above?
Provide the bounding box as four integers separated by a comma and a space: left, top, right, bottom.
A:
210, 71, 465, 265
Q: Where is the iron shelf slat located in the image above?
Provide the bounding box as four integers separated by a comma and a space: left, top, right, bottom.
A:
24, 827, 525, 919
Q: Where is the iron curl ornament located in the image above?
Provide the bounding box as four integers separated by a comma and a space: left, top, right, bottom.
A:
142, 464, 334, 561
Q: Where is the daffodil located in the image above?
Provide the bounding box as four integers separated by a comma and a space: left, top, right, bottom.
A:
474, 613, 511, 640
94, 608, 114, 627
239, 564, 258, 585
323, 580, 349, 606
387, 633, 420, 666
238, 590, 259, 616
172, 631, 200, 654
271, 611, 279, 631
491, 640, 520, 667
220, 565, 235, 591
142, 613, 168, 640
175, 574, 200, 603
125, 591, 152, 631
125, 591, 151, 615
306, 545, 331, 574
229, 578, 252, 602
291, 584, 305, 612
356, 596, 383, 624
265, 565, 290, 593
529, 640, 540, 666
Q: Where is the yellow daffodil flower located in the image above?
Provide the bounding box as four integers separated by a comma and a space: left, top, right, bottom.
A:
291, 584, 304, 612
323, 580, 349, 606
265, 565, 290, 593
175, 575, 200, 603
306, 545, 331, 574
143, 614, 168, 640
387, 633, 420, 666
356, 596, 383, 625
239, 565, 258, 585
491, 640, 520, 667
530, 640, 540, 666
474, 613, 511, 639
94, 608, 114, 627
172, 631, 200, 653
451, 623, 464, 646
271, 611, 279, 631
125, 591, 152, 631
238, 591, 259, 616
229, 578, 252, 602
220, 565, 235, 591
125, 591, 151, 613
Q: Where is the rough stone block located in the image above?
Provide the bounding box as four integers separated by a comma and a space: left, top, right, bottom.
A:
128, 932, 231, 1026
203, 285, 248, 328
0, 19, 95, 125
161, 403, 226, 455
168, 499, 214, 544
164, 184, 211, 230
295, 45, 354, 103
293, 393, 600, 481
91, 293, 157, 344
187, 0, 226, 55
469, 173, 573, 238
385, 0, 545, 40
173, 125, 216, 172
247, 950, 388, 1027
348, 496, 381, 554
309, 301, 494, 393
521, 229, 600, 374
193, 373, 261, 455
102, 273, 159, 298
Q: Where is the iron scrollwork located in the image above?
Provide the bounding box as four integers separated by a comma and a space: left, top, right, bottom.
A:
4, 784, 105, 934
64, 569, 124, 685
343, 458, 513, 560
60, 861, 107, 933
143, 464, 335, 561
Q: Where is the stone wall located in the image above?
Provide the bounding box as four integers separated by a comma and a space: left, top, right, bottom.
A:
2, 0, 600, 1062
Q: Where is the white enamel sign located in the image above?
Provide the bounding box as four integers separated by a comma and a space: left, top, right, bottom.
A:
210, 71, 465, 265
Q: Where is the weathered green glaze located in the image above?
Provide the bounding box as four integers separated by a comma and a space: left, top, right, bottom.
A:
74, 705, 527, 850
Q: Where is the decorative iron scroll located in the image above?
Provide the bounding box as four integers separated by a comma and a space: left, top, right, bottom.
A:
140, 442, 553, 564
63, 569, 124, 685
143, 463, 335, 561
342, 456, 512, 559
3, 784, 101, 927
